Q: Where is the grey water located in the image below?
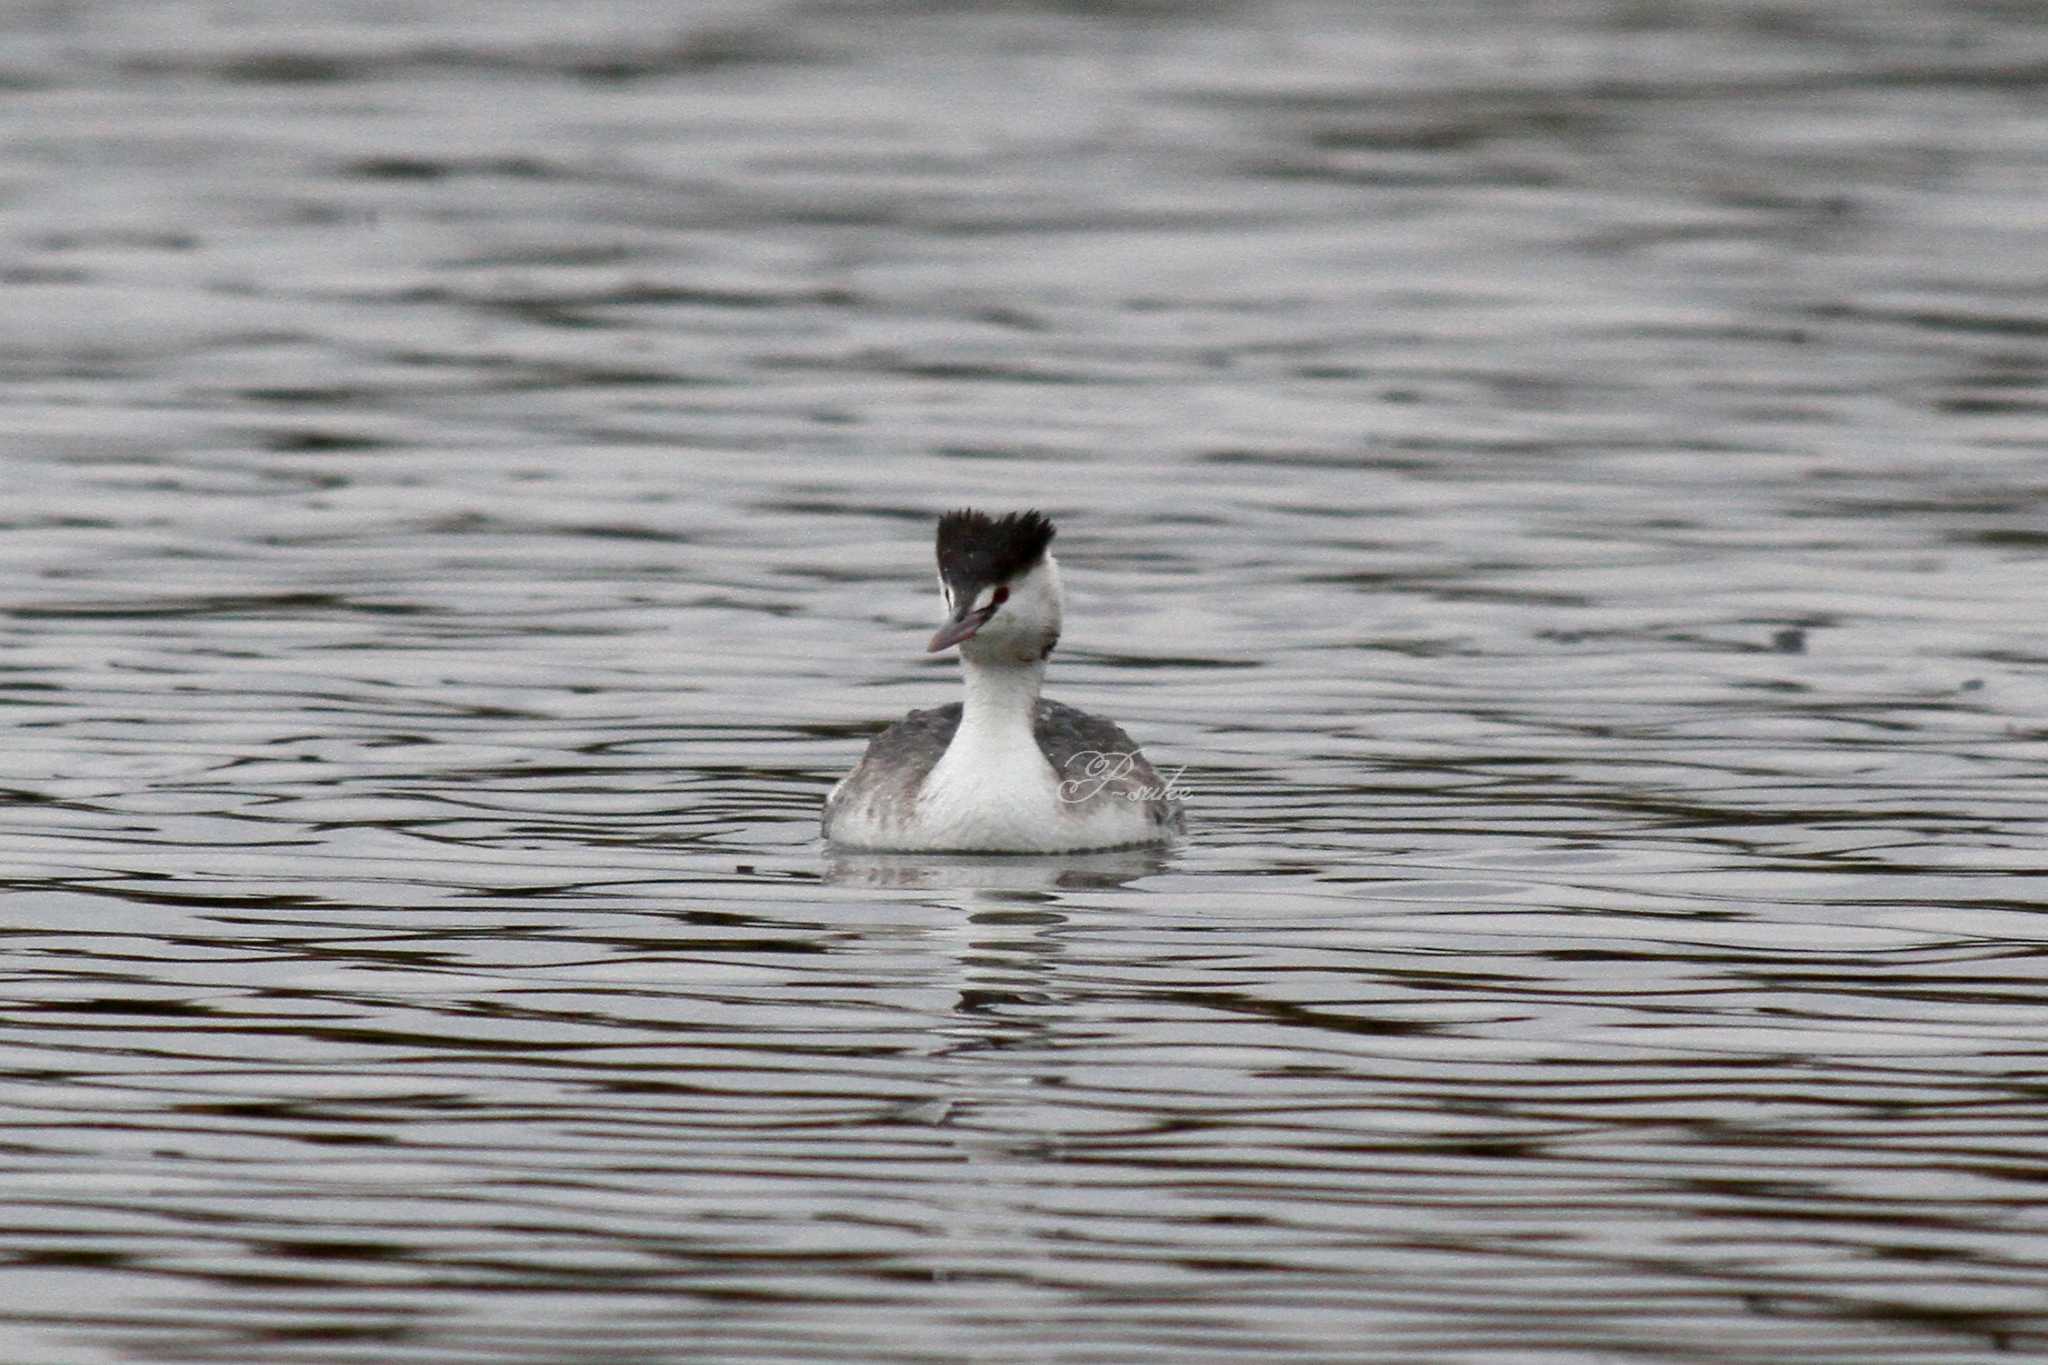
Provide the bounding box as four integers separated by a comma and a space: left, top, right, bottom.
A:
6, 1, 2048, 1361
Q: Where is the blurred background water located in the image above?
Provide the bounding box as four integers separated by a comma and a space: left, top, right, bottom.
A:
5, 1, 2048, 1361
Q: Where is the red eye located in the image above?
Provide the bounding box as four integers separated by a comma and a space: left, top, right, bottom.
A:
991, 586, 1009, 606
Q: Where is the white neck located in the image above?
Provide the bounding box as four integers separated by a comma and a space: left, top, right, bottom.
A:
959, 653, 1045, 740
914, 653, 1061, 849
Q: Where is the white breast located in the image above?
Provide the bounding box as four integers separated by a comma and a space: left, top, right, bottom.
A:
911, 709, 1161, 853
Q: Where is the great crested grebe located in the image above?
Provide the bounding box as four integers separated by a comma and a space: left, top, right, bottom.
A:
823, 509, 1183, 853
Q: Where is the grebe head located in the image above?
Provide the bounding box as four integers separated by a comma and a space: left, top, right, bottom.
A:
927, 508, 1063, 665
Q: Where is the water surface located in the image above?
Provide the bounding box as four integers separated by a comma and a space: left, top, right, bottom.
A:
6, 1, 2048, 1361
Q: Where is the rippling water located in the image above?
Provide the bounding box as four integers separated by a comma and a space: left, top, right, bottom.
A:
7, 1, 2048, 1361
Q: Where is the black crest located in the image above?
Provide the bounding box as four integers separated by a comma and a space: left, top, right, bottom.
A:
935, 508, 1055, 596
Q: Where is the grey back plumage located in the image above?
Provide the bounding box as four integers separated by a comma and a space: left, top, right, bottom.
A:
822, 699, 1184, 839
1032, 699, 1184, 835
